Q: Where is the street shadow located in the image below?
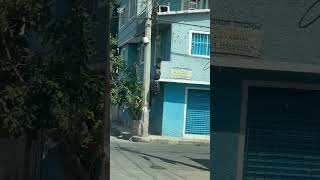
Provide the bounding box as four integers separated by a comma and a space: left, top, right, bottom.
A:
187, 158, 210, 169
118, 147, 209, 171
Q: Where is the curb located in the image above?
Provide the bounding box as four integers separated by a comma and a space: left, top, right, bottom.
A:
131, 136, 210, 146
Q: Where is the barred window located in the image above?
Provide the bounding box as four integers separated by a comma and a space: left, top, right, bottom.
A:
188, 0, 209, 10
191, 32, 210, 57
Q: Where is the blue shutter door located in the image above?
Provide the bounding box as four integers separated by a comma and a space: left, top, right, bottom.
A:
185, 89, 210, 135
243, 87, 320, 179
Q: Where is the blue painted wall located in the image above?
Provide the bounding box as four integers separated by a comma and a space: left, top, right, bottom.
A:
162, 82, 209, 137
158, 12, 210, 82
150, 84, 165, 135
211, 67, 320, 180
159, 27, 172, 61
127, 44, 138, 65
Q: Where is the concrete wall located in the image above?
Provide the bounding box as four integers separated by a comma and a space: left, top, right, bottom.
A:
211, 67, 320, 180
159, 12, 210, 82
162, 82, 209, 137
212, 0, 320, 65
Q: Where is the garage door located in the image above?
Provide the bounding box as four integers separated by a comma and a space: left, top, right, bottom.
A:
185, 89, 210, 135
243, 87, 320, 179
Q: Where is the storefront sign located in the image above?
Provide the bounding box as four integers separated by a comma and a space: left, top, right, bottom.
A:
212, 19, 263, 58
171, 68, 192, 80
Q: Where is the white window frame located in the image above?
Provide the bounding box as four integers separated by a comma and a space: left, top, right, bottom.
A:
188, 30, 210, 58
183, 87, 210, 140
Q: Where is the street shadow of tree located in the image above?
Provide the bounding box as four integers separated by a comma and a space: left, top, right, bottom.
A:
118, 147, 209, 171
186, 158, 210, 170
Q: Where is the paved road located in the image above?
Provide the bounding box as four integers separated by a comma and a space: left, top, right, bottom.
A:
110, 136, 210, 180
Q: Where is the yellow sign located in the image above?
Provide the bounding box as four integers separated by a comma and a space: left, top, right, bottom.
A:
212, 22, 262, 58
171, 68, 192, 80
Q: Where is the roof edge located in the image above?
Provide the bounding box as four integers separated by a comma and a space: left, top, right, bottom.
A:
157, 9, 210, 16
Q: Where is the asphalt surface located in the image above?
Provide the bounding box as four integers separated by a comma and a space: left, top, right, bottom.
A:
110, 136, 210, 180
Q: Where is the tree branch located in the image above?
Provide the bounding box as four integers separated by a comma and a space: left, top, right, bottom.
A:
1, 32, 24, 82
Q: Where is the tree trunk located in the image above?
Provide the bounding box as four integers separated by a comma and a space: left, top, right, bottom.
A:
23, 134, 32, 180
101, 0, 111, 179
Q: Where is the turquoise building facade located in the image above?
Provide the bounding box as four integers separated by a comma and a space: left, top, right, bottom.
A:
118, 0, 210, 139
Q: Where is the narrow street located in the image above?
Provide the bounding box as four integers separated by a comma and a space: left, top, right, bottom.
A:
110, 136, 210, 180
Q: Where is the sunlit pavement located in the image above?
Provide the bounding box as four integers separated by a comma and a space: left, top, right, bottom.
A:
110, 136, 210, 180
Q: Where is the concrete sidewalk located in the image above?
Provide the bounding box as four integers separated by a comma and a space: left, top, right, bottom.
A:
130, 135, 210, 146
111, 136, 210, 180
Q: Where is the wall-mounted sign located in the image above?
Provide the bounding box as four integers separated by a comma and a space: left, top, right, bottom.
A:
171, 68, 192, 80
212, 19, 263, 58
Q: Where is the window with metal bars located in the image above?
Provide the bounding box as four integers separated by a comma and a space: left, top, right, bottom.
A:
190, 32, 210, 57
187, 0, 209, 10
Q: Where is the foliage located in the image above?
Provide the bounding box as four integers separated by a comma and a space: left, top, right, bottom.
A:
0, 0, 104, 176
110, 36, 142, 121
125, 64, 142, 120
110, 36, 127, 106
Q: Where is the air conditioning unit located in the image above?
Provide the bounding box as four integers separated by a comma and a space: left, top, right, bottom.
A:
158, 5, 170, 12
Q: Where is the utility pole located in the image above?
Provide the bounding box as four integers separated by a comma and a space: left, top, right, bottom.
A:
100, 0, 110, 179
141, 0, 153, 137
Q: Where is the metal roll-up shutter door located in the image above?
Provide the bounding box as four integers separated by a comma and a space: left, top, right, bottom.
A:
185, 89, 210, 135
243, 87, 320, 180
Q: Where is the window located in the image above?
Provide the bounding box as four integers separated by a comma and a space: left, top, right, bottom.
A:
189, 0, 198, 9
188, 0, 209, 10
118, 6, 126, 29
129, 0, 137, 18
190, 32, 210, 57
